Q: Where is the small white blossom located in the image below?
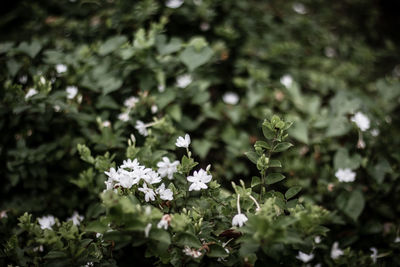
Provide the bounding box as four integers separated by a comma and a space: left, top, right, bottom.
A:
370, 247, 378, 263
394, 237, 400, 243
105, 167, 119, 181
280, 74, 293, 88
124, 96, 139, 109
232, 213, 248, 227
183, 246, 202, 258
19, 75, 28, 84
296, 251, 314, 263
53, 105, 61, 112
157, 214, 171, 230
292, 3, 307, 14
187, 169, 212, 191
200, 22, 210, 31
40, 76, 46, 85
38, 215, 56, 230
25, 88, 38, 99
325, 47, 336, 58
56, 64, 67, 74
121, 159, 140, 170
151, 104, 158, 114
138, 183, 156, 202
144, 170, 162, 184
118, 174, 135, 189
166, 0, 184, 9
135, 120, 148, 136
158, 84, 165, 92
176, 134, 191, 148
68, 211, 84, 226
118, 112, 130, 122
157, 157, 179, 179
156, 183, 174, 201
331, 242, 344, 260
351, 112, 370, 132
314, 236, 321, 244
83, 262, 94, 267
144, 223, 152, 238
0, 210, 8, 219
335, 168, 356, 182
33, 245, 44, 252
66, 86, 78, 99
371, 128, 379, 137
222, 92, 239, 105
102, 120, 111, 128
176, 74, 192, 88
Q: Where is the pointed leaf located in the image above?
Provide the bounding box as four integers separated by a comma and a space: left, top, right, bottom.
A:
266, 173, 285, 184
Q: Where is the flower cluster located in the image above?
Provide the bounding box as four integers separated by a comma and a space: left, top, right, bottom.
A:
104, 158, 174, 202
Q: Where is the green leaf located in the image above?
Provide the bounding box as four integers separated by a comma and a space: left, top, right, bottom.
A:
269, 159, 282, 168
262, 125, 275, 139
175, 232, 201, 248
245, 151, 259, 164
255, 141, 271, 150
273, 142, 293, 152
207, 244, 229, 258
289, 122, 309, 144
44, 251, 68, 259
98, 36, 127, 56
343, 190, 365, 221
251, 176, 261, 187
179, 46, 213, 71
16, 40, 42, 58
285, 186, 302, 199
266, 173, 285, 185
156, 35, 182, 55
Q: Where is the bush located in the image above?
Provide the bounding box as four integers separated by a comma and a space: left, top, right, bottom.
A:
1, 0, 400, 266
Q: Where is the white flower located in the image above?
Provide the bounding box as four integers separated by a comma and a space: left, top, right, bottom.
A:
331, 242, 344, 260
135, 120, 148, 136
19, 75, 28, 84
33, 245, 44, 252
280, 74, 293, 88
157, 157, 179, 179
151, 104, 158, 114
371, 128, 379, 137
351, 112, 370, 132
102, 120, 111, 128
187, 169, 212, 191
156, 183, 174, 201
0, 210, 8, 219
66, 86, 78, 99
53, 105, 61, 112
83, 262, 94, 267
158, 84, 165, 92
182, 246, 202, 258
105, 167, 119, 181
121, 159, 140, 170
138, 183, 156, 202
394, 236, 400, 243
176, 74, 192, 88
292, 3, 307, 14
118, 174, 135, 189
144, 170, 162, 184
296, 251, 314, 263
157, 214, 171, 230
144, 223, 152, 238
370, 247, 378, 263
222, 92, 239, 105
25, 88, 38, 99
40, 76, 46, 85
38, 215, 56, 230
232, 213, 248, 227
68, 211, 84, 226
325, 47, 336, 58
118, 112, 130, 122
166, 0, 184, 9
124, 96, 139, 109
314, 236, 321, 244
56, 64, 67, 74
176, 134, 191, 148
335, 168, 356, 182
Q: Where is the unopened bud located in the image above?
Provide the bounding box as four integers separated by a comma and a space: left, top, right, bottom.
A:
206, 164, 211, 172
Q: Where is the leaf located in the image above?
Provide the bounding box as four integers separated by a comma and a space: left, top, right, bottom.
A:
269, 159, 282, 168
266, 173, 285, 184
262, 125, 275, 139
98, 36, 127, 56
273, 142, 293, 152
255, 141, 271, 150
175, 232, 201, 248
207, 244, 229, 258
44, 251, 68, 259
17, 40, 42, 58
343, 190, 365, 221
285, 186, 302, 199
245, 151, 259, 164
179, 46, 213, 71
156, 35, 182, 55
289, 122, 309, 144
333, 148, 362, 170
251, 176, 261, 187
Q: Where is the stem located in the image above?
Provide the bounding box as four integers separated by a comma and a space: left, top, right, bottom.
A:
237, 194, 241, 214
249, 195, 261, 211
